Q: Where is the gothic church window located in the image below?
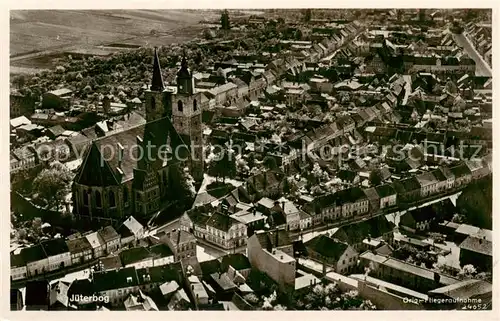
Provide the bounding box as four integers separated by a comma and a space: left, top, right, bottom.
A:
123, 187, 129, 203
95, 190, 102, 208
177, 100, 183, 112
83, 190, 89, 206
109, 190, 116, 208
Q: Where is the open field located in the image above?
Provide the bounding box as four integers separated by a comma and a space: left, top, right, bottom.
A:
10, 9, 221, 73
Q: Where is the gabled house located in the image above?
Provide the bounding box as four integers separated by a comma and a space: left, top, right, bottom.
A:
400, 207, 437, 233
304, 234, 358, 274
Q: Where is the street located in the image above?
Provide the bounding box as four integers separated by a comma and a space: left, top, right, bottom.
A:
452, 33, 492, 77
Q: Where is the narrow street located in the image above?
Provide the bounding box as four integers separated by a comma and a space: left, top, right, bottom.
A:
452, 32, 492, 77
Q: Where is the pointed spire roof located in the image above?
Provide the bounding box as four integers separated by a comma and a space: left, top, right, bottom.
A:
151, 47, 164, 91
178, 49, 190, 77
75, 142, 119, 186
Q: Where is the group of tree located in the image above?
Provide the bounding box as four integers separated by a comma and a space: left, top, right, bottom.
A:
220, 10, 231, 30
294, 283, 376, 310
392, 244, 436, 269
456, 176, 492, 229
208, 145, 237, 182
32, 161, 73, 211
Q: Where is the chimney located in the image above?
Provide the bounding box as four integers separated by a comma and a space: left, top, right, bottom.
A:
281, 201, 286, 212
253, 207, 256, 216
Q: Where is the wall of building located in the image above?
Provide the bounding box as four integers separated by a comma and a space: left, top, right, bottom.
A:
357, 280, 423, 310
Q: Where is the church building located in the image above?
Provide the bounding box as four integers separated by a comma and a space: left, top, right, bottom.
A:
72, 47, 204, 222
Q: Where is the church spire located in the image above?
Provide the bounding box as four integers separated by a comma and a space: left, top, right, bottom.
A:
151, 47, 164, 92
176, 49, 193, 95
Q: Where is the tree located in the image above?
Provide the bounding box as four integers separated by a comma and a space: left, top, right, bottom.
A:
369, 169, 383, 186
210, 147, 236, 182
221, 10, 231, 30
458, 264, 477, 279
294, 283, 376, 310
263, 156, 278, 171
456, 177, 492, 229
303, 9, 312, 22
167, 164, 195, 207
12, 75, 26, 89
32, 162, 72, 211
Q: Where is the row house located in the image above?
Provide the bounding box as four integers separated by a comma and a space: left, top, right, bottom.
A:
430, 168, 449, 193
331, 215, 395, 253
465, 159, 491, 180
392, 177, 422, 203
449, 163, 473, 187
205, 211, 247, 251
66, 236, 93, 265
97, 225, 121, 254
162, 230, 197, 261
11, 254, 27, 281
315, 187, 370, 222
85, 231, 107, 258
415, 172, 439, 198
17, 239, 73, 278
93, 267, 141, 306
208, 82, 239, 106
375, 184, 398, 209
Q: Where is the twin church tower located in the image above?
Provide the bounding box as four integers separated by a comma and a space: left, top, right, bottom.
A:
144, 47, 204, 182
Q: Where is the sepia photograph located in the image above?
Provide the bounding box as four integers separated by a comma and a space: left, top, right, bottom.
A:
8, 8, 493, 311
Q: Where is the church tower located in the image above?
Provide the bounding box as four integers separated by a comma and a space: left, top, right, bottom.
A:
171, 53, 204, 182
144, 47, 172, 122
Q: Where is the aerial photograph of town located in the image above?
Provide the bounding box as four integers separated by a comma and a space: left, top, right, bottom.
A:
8, 8, 493, 311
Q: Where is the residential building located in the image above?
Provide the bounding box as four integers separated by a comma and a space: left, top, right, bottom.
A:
10, 289, 24, 311
399, 207, 437, 233
459, 230, 492, 272
375, 184, 397, 209
439, 166, 455, 189
97, 225, 121, 254
162, 229, 197, 261
221, 253, 252, 280
392, 177, 422, 203
11, 254, 27, 281
416, 172, 439, 197
205, 211, 247, 250
85, 231, 106, 258
124, 290, 159, 311
120, 247, 156, 269
314, 187, 369, 221
247, 229, 295, 290
449, 163, 472, 187
277, 197, 301, 231
304, 235, 358, 274
66, 236, 93, 265
360, 251, 460, 293
41, 239, 72, 272
21, 244, 48, 277
118, 216, 144, 246
331, 215, 395, 252
93, 267, 141, 306
428, 279, 492, 309
25, 280, 50, 311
